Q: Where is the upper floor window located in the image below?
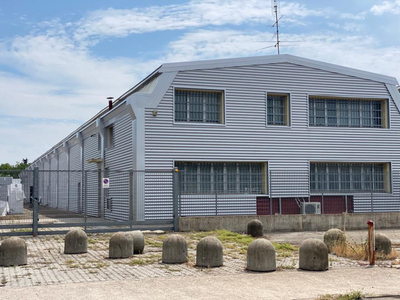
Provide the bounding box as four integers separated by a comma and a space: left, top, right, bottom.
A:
174, 89, 224, 123
267, 93, 290, 126
309, 97, 388, 128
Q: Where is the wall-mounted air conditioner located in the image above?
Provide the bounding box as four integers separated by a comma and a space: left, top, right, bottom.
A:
300, 202, 321, 214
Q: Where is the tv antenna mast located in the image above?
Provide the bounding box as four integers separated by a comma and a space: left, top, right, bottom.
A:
272, 0, 281, 54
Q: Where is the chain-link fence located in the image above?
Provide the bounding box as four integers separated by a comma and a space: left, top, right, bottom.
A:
177, 170, 400, 216
1, 169, 177, 236
2, 168, 400, 235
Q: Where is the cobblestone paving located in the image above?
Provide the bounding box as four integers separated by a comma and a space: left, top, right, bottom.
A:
0, 233, 399, 289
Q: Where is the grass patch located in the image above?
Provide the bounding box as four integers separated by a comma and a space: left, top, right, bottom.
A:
317, 290, 365, 300
332, 241, 400, 261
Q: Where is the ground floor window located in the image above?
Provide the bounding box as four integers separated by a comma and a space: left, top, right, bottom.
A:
310, 162, 389, 193
175, 162, 267, 194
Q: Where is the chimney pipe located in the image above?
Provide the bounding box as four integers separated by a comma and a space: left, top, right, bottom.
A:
107, 97, 114, 110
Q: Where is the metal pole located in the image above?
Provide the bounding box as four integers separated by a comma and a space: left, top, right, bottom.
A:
367, 220, 375, 266
215, 171, 218, 216
371, 188, 374, 213
345, 195, 348, 213
84, 170, 88, 231
129, 170, 134, 229
321, 191, 324, 214
279, 197, 282, 215
173, 169, 179, 232
32, 167, 39, 237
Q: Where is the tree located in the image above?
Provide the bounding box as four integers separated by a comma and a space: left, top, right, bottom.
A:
0, 159, 30, 178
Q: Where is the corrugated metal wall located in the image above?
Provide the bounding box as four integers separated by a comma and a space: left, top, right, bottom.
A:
145, 62, 400, 213
69, 143, 81, 213
43, 160, 50, 206
50, 156, 58, 208
104, 114, 133, 221
83, 133, 100, 217
58, 151, 69, 210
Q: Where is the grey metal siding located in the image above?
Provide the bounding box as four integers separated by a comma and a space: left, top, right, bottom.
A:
50, 156, 58, 208
69, 144, 81, 213
104, 113, 133, 221
58, 151, 69, 211
83, 133, 100, 217
145, 62, 400, 213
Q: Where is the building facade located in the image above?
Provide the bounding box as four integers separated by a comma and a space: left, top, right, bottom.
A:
27, 54, 400, 220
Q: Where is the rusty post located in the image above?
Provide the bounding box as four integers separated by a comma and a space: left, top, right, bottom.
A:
367, 220, 375, 266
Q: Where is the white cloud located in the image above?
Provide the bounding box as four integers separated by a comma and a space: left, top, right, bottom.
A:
370, 0, 400, 15
73, 0, 324, 41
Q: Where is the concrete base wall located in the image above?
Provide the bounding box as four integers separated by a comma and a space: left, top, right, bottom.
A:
179, 213, 400, 233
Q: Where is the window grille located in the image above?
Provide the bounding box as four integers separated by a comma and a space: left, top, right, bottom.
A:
309, 97, 386, 128
310, 162, 388, 192
175, 90, 223, 123
267, 94, 289, 125
175, 162, 266, 194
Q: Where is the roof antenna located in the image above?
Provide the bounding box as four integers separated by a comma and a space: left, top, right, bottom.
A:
272, 0, 281, 54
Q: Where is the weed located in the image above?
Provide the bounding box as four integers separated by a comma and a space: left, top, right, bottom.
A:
317, 290, 364, 300
1, 275, 7, 285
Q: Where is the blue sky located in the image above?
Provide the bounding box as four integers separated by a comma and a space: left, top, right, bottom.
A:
1, 0, 399, 164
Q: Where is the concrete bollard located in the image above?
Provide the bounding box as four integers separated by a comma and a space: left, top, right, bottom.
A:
196, 236, 223, 267
109, 232, 134, 259
64, 228, 88, 254
323, 228, 346, 253
0, 237, 27, 267
129, 231, 145, 254
247, 239, 276, 272
247, 219, 263, 237
162, 234, 188, 264
375, 233, 392, 255
299, 238, 328, 271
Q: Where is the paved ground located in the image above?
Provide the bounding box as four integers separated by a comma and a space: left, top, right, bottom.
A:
1, 229, 400, 299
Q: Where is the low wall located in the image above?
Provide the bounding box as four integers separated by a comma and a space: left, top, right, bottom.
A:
179, 213, 400, 233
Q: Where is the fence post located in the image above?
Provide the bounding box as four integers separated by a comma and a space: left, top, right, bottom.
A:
173, 169, 180, 232
129, 170, 134, 229
321, 191, 324, 214
215, 171, 218, 216
84, 170, 88, 231
371, 188, 374, 213
32, 167, 39, 237
345, 195, 348, 213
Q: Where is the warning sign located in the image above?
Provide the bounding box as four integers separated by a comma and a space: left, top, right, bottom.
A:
102, 178, 110, 188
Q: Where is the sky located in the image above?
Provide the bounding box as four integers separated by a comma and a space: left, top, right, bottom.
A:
0, 0, 399, 164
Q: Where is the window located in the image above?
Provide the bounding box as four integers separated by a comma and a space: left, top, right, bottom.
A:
175, 89, 224, 123
105, 125, 114, 148
267, 93, 290, 126
309, 97, 387, 128
175, 162, 267, 194
310, 162, 389, 193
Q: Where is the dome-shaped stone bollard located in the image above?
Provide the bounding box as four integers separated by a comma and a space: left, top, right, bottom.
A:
162, 234, 188, 264
323, 228, 346, 253
299, 238, 328, 271
247, 219, 263, 237
0, 237, 27, 267
196, 236, 223, 267
64, 228, 88, 254
109, 232, 134, 259
129, 231, 145, 254
247, 239, 276, 272
375, 233, 392, 255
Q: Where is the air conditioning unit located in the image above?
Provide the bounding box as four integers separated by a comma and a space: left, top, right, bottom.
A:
300, 202, 321, 214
